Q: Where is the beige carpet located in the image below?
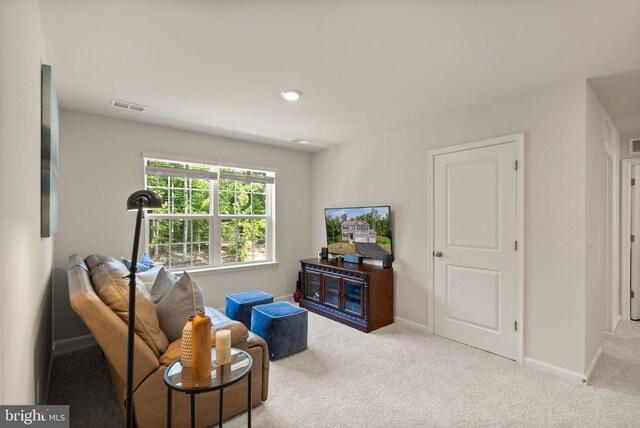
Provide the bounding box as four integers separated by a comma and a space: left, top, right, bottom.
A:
227, 312, 640, 428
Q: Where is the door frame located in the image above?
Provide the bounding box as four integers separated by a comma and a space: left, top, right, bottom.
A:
602, 143, 620, 331
427, 133, 525, 364
620, 158, 640, 322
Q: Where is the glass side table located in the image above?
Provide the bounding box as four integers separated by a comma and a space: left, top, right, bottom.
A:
163, 348, 253, 428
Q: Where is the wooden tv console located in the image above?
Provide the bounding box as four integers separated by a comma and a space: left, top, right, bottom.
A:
298, 258, 394, 332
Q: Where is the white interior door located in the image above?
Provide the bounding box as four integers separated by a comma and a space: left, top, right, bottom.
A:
631, 165, 640, 320
433, 142, 518, 360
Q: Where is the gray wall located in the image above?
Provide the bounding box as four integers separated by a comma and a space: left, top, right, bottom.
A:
53, 110, 312, 341
310, 80, 595, 375
0, 0, 53, 404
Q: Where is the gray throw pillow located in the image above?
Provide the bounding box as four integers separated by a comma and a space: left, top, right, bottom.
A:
149, 267, 175, 303
155, 272, 205, 342
137, 265, 164, 292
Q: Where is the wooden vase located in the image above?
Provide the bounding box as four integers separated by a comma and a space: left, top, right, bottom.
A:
180, 316, 195, 368
191, 310, 212, 379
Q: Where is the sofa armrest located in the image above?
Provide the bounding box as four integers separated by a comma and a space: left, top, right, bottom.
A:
211, 320, 248, 346
247, 331, 269, 400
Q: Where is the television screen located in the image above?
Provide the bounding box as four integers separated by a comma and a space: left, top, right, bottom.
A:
324, 206, 393, 260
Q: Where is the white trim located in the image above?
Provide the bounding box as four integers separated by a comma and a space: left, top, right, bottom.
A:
274, 294, 293, 302
427, 133, 525, 364
620, 158, 640, 321
523, 357, 585, 384
585, 346, 604, 383
602, 143, 620, 331
612, 314, 621, 331
181, 261, 279, 277
394, 316, 430, 333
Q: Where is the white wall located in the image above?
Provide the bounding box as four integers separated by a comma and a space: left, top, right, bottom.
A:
0, 0, 53, 404
311, 81, 589, 374
584, 82, 620, 372
53, 110, 312, 340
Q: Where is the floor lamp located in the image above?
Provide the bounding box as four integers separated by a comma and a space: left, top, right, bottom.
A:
125, 190, 162, 428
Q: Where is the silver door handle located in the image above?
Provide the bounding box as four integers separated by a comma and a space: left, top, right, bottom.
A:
433, 251, 443, 257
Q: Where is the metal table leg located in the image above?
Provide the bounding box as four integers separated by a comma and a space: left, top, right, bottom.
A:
219, 388, 224, 427
167, 387, 172, 428
248, 371, 252, 427
191, 393, 196, 428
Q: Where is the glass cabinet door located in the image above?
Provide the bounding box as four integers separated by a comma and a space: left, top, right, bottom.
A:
343, 279, 364, 317
305, 271, 321, 301
323, 274, 341, 309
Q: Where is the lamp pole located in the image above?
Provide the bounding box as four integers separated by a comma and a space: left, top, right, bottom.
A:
125, 190, 162, 428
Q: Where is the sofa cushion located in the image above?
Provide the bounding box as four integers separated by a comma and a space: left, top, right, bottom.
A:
155, 272, 205, 342
89, 257, 169, 356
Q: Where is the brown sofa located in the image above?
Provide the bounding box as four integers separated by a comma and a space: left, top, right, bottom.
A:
67, 254, 269, 427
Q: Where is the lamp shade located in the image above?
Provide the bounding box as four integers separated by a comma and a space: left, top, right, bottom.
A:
126, 190, 163, 211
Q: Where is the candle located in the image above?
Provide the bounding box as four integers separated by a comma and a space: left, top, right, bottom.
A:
215, 329, 231, 365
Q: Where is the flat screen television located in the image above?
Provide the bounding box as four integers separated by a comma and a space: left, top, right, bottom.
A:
324, 205, 393, 260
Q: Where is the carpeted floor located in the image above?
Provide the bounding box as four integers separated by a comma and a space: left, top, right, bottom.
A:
48, 342, 124, 427
48, 314, 640, 427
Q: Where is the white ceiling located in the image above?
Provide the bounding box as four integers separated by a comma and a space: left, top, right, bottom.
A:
38, 0, 640, 152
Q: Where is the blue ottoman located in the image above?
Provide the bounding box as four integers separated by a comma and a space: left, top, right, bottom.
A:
251, 302, 308, 360
225, 290, 274, 329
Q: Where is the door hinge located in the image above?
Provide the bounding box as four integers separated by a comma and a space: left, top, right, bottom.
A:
632, 178, 636, 186
514, 160, 518, 171
514, 321, 518, 331
632, 235, 636, 243
514, 241, 518, 251
632, 291, 635, 299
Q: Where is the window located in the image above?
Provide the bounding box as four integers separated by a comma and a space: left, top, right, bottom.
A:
144, 157, 275, 270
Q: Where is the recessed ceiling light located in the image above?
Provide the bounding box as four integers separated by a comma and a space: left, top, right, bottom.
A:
281, 89, 302, 101
290, 138, 312, 145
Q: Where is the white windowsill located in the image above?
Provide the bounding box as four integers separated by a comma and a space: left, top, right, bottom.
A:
170, 261, 279, 277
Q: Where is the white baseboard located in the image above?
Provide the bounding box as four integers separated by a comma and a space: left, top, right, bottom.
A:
393, 316, 430, 333
613, 315, 622, 331
524, 357, 586, 384
274, 294, 294, 302
585, 346, 603, 383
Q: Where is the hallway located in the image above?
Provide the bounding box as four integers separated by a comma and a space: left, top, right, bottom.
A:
590, 321, 640, 395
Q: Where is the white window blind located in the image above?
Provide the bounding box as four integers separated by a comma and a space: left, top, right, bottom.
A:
218, 171, 275, 184
144, 165, 219, 181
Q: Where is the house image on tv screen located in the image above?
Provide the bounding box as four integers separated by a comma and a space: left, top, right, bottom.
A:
341, 220, 377, 243
324, 206, 393, 260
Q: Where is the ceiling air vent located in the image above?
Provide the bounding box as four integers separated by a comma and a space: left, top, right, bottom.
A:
110, 99, 147, 113
630, 138, 640, 154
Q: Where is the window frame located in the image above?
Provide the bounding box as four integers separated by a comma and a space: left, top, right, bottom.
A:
142, 153, 276, 272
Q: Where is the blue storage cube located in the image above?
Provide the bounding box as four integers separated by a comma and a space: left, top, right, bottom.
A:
225, 290, 274, 329
251, 302, 308, 360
